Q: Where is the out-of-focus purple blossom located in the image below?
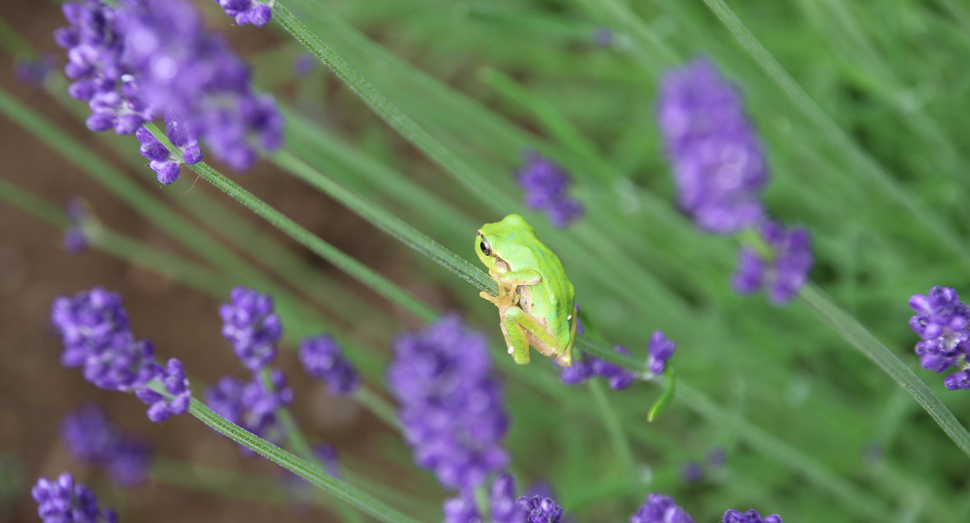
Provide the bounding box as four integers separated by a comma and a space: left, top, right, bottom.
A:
630, 494, 695, 523
592, 27, 613, 47
313, 444, 341, 478
909, 286, 970, 384
492, 474, 527, 523
443, 490, 480, 523
219, 286, 282, 371
135, 358, 191, 422
516, 152, 584, 228
205, 370, 293, 453
32, 473, 117, 523
51, 287, 155, 392
299, 334, 360, 396
118, 0, 283, 172
723, 509, 783, 523
732, 221, 814, 305
14, 54, 57, 87
135, 115, 202, 185
388, 315, 510, 491
293, 53, 315, 77
707, 447, 726, 467
558, 352, 594, 385
517, 495, 563, 523
214, 0, 273, 27
591, 346, 638, 390
54, 0, 155, 134
657, 58, 767, 234
647, 331, 676, 375
61, 404, 152, 486
681, 461, 703, 483
63, 197, 90, 254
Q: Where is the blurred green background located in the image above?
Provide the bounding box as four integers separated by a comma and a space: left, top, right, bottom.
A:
2, 0, 970, 522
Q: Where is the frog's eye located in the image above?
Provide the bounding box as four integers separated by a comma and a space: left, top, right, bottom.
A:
480, 236, 492, 256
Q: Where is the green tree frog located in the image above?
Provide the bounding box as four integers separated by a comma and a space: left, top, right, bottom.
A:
475, 214, 577, 366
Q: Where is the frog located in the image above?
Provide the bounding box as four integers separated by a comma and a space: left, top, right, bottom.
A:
475, 214, 578, 366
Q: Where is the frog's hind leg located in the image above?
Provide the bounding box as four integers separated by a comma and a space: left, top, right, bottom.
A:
505, 306, 560, 360
500, 313, 531, 365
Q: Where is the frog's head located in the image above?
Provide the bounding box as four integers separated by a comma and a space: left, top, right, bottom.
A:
476, 214, 533, 272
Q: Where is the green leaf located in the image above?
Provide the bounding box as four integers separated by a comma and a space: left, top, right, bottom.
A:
647, 367, 676, 422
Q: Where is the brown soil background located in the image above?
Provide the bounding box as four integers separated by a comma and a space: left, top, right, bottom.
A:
0, 2, 440, 522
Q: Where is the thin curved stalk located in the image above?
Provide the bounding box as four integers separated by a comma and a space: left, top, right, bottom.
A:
799, 284, 970, 459
698, 0, 970, 269
143, 125, 437, 323
186, 397, 425, 523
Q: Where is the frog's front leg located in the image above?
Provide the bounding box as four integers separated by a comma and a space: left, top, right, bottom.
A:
494, 268, 541, 288
502, 306, 562, 365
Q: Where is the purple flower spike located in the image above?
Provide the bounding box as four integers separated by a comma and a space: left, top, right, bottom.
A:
51, 288, 155, 392
647, 331, 676, 375
944, 369, 970, 390
723, 509, 783, 523
657, 59, 767, 234
681, 461, 703, 483
388, 315, 510, 490
219, 286, 282, 371
135, 358, 191, 422
517, 495, 563, 523
443, 491, 480, 523
909, 286, 970, 374
299, 334, 360, 396
62, 197, 90, 254
591, 346, 638, 390
216, 0, 274, 27
516, 152, 584, 228
630, 494, 696, 523
55, 0, 155, 135
61, 404, 152, 486
558, 352, 594, 385
205, 370, 292, 454
32, 473, 117, 523
732, 221, 814, 305
14, 54, 57, 87
491, 474, 527, 523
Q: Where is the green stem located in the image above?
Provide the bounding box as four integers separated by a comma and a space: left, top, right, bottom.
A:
355, 385, 402, 431
272, 2, 509, 215
588, 379, 638, 479
187, 397, 425, 523
143, 124, 437, 323
698, 0, 970, 269
0, 177, 70, 227
799, 284, 970, 459
150, 457, 295, 505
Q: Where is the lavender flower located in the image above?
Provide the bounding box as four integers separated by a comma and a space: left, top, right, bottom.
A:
205, 370, 293, 452
388, 315, 510, 490
293, 53, 315, 77
443, 491, 480, 523
516, 152, 584, 228
492, 474, 527, 523
681, 461, 703, 483
135, 116, 202, 185
908, 286, 970, 389
135, 358, 191, 422
518, 495, 563, 523
591, 346, 638, 390
647, 331, 676, 375
733, 221, 814, 305
219, 286, 282, 371
32, 473, 117, 523
54, 0, 155, 134
299, 334, 360, 395
119, 0, 283, 173
214, 0, 274, 27
14, 54, 57, 87
558, 352, 594, 385
61, 404, 152, 485
630, 494, 695, 523
723, 509, 783, 523
657, 59, 767, 234
50, 287, 155, 392
63, 198, 90, 254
